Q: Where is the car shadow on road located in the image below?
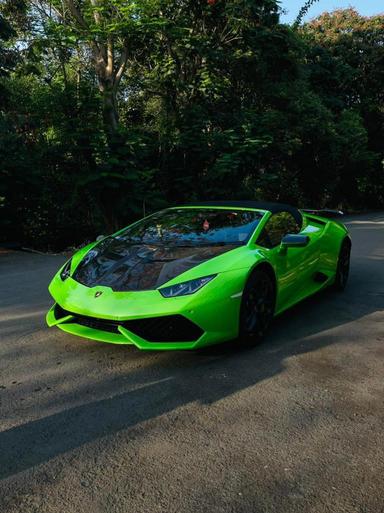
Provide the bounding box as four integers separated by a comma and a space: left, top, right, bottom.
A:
1, 261, 383, 482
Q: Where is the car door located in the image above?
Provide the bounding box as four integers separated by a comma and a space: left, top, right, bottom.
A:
256, 211, 319, 311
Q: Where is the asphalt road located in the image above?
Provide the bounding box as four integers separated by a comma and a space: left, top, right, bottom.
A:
0, 214, 383, 513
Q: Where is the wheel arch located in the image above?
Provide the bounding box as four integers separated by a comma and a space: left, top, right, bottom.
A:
246, 261, 278, 305
238, 260, 277, 344
333, 234, 352, 291
336, 234, 352, 264
342, 234, 352, 249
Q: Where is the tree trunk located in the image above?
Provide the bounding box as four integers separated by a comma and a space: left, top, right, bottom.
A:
101, 85, 119, 144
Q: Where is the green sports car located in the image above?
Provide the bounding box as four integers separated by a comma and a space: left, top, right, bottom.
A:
46, 201, 351, 350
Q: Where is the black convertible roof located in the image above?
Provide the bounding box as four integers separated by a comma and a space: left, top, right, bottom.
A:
180, 201, 303, 225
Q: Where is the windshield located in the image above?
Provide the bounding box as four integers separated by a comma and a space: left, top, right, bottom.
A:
116, 208, 263, 246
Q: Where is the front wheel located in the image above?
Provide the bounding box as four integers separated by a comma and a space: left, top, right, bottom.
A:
239, 269, 275, 347
333, 238, 351, 291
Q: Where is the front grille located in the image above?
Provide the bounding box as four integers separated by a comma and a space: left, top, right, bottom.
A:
72, 315, 121, 333
54, 304, 120, 333
54, 304, 203, 342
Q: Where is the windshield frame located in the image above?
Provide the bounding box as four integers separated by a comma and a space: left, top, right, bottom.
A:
112, 207, 267, 247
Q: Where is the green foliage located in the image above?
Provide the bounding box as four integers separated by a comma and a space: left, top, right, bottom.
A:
0, 3, 383, 249
302, 9, 384, 206
293, 0, 319, 29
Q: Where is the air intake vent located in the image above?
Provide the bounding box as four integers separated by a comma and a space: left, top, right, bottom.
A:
54, 304, 203, 342
123, 315, 203, 342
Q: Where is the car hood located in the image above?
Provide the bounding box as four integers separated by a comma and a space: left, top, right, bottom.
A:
72, 237, 239, 292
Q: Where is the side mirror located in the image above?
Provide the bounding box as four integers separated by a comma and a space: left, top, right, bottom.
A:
279, 234, 309, 254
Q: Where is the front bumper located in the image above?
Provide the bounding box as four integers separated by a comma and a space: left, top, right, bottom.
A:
46, 269, 246, 350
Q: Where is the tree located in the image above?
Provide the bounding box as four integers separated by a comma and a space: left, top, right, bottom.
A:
0, 11, 17, 96
0, 4, 383, 249
8, 0, 146, 144
302, 9, 384, 206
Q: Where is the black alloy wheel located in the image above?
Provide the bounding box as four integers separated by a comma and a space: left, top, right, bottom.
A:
334, 238, 351, 291
239, 269, 275, 347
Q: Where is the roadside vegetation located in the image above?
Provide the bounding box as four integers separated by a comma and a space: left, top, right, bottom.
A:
0, 1, 383, 249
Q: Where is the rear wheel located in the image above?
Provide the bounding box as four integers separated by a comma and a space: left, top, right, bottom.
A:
239, 269, 275, 347
334, 238, 351, 291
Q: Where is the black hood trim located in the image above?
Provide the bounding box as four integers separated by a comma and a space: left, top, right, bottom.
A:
72, 238, 238, 292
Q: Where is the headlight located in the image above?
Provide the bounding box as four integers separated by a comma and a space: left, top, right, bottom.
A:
159, 275, 216, 298
60, 258, 72, 281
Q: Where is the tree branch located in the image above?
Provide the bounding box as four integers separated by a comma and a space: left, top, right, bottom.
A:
47, 1, 65, 21
64, 0, 88, 29
113, 45, 128, 90
89, 0, 102, 25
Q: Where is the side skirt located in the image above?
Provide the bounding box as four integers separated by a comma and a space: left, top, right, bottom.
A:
274, 273, 335, 317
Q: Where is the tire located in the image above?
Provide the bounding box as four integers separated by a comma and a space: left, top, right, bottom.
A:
239, 268, 276, 347
333, 238, 351, 291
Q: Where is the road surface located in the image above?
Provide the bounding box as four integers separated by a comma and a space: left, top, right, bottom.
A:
0, 214, 383, 513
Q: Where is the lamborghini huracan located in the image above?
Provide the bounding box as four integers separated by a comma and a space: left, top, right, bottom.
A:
46, 201, 351, 350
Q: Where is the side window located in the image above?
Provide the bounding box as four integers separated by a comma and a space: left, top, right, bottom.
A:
257, 212, 300, 249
